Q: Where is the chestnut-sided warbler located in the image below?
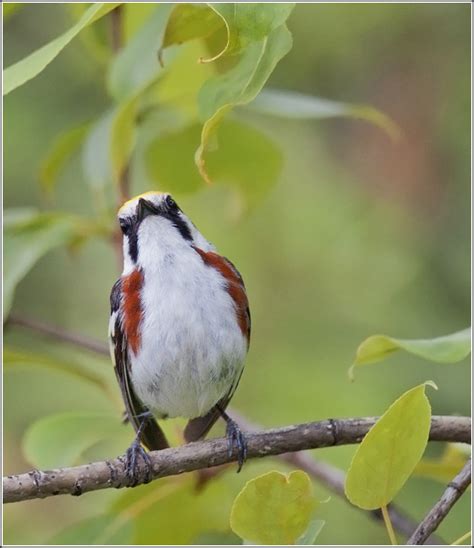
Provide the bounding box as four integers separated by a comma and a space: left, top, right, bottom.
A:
109, 192, 250, 483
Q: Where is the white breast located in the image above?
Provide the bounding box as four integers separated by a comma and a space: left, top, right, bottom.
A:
130, 244, 247, 419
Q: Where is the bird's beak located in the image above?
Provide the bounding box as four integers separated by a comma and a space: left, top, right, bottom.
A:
137, 198, 155, 222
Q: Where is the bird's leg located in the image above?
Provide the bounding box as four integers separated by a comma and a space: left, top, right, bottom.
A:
124, 411, 154, 486
216, 406, 248, 473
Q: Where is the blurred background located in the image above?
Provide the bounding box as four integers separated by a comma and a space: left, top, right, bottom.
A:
3, 3, 470, 545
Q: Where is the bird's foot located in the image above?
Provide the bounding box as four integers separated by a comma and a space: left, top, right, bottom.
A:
225, 418, 248, 473
124, 439, 153, 487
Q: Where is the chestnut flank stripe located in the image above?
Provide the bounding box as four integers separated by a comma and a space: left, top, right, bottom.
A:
121, 269, 144, 354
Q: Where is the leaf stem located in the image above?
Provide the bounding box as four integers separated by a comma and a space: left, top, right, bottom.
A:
381, 505, 397, 545
451, 530, 471, 545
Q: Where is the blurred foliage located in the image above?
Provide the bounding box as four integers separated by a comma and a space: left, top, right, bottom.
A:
3, 2, 471, 545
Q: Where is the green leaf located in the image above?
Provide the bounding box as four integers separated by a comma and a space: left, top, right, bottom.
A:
81, 111, 114, 191
23, 412, 126, 468
247, 89, 400, 140
196, 24, 292, 184
146, 119, 282, 205
4, 346, 108, 393
112, 477, 231, 544
345, 382, 435, 510
3, 211, 78, 317
349, 328, 471, 379
107, 4, 174, 101
297, 519, 326, 545
230, 470, 316, 545
161, 4, 224, 51
209, 3, 295, 57
40, 124, 91, 193
110, 96, 138, 180
3, 3, 120, 96
414, 443, 470, 483
50, 515, 133, 545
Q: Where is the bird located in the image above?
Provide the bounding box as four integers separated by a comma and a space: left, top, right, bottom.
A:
109, 191, 251, 484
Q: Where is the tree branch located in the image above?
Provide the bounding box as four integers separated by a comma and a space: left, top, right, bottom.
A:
7, 315, 109, 356
3, 415, 470, 504
406, 458, 471, 545
234, 413, 444, 545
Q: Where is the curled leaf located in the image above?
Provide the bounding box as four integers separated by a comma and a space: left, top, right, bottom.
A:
349, 328, 471, 380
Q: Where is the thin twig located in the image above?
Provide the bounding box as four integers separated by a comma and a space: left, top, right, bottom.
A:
407, 459, 471, 545
7, 315, 109, 356
3, 416, 470, 504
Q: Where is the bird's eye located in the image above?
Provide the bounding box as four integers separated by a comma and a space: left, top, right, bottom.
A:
165, 195, 177, 209
119, 219, 131, 235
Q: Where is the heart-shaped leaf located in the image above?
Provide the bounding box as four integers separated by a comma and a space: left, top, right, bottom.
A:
230, 470, 316, 545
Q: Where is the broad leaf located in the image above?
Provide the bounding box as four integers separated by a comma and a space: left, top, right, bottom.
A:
349, 328, 471, 379
23, 412, 126, 468
50, 515, 133, 545
3, 211, 78, 317
146, 120, 282, 205
345, 382, 435, 510
40, 124, 91, 193
247, 89, 400, 140
3, 3, 120, 95
230, 470, 315, 545
4, 347, 108, 393
107, 4, 174, 101
196, 23, 292, 183
112, 477, 230, 544
209, 3, 295, 58
161, 4, 223, 51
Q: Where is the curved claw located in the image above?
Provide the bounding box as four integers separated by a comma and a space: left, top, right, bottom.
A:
125, 440, 153, 486
225, 419, 248, 473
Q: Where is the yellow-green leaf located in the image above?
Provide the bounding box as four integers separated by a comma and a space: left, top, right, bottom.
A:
161, 4, 223, 51
3, 3, 121, 95
349, 328, 471, 379
196, 24, 292, 184
50, 515, 133, 545
345, 382, 435, 510
230, 470, 315, 545
23, 412, 126, 468
414, 443, 470, 483
40, 124, 91, 193
146, 120, 282, 206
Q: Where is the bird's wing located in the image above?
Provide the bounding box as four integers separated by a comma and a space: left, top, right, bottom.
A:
109, 279, 169, 451
184, 252, 250, 443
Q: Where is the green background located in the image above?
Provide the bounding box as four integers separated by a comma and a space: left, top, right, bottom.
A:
3, 3, 470, 545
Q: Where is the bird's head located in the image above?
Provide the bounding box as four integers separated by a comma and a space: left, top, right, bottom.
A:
117, 192, 204, 271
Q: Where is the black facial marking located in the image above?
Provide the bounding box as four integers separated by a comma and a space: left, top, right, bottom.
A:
118, 197, 193, 264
